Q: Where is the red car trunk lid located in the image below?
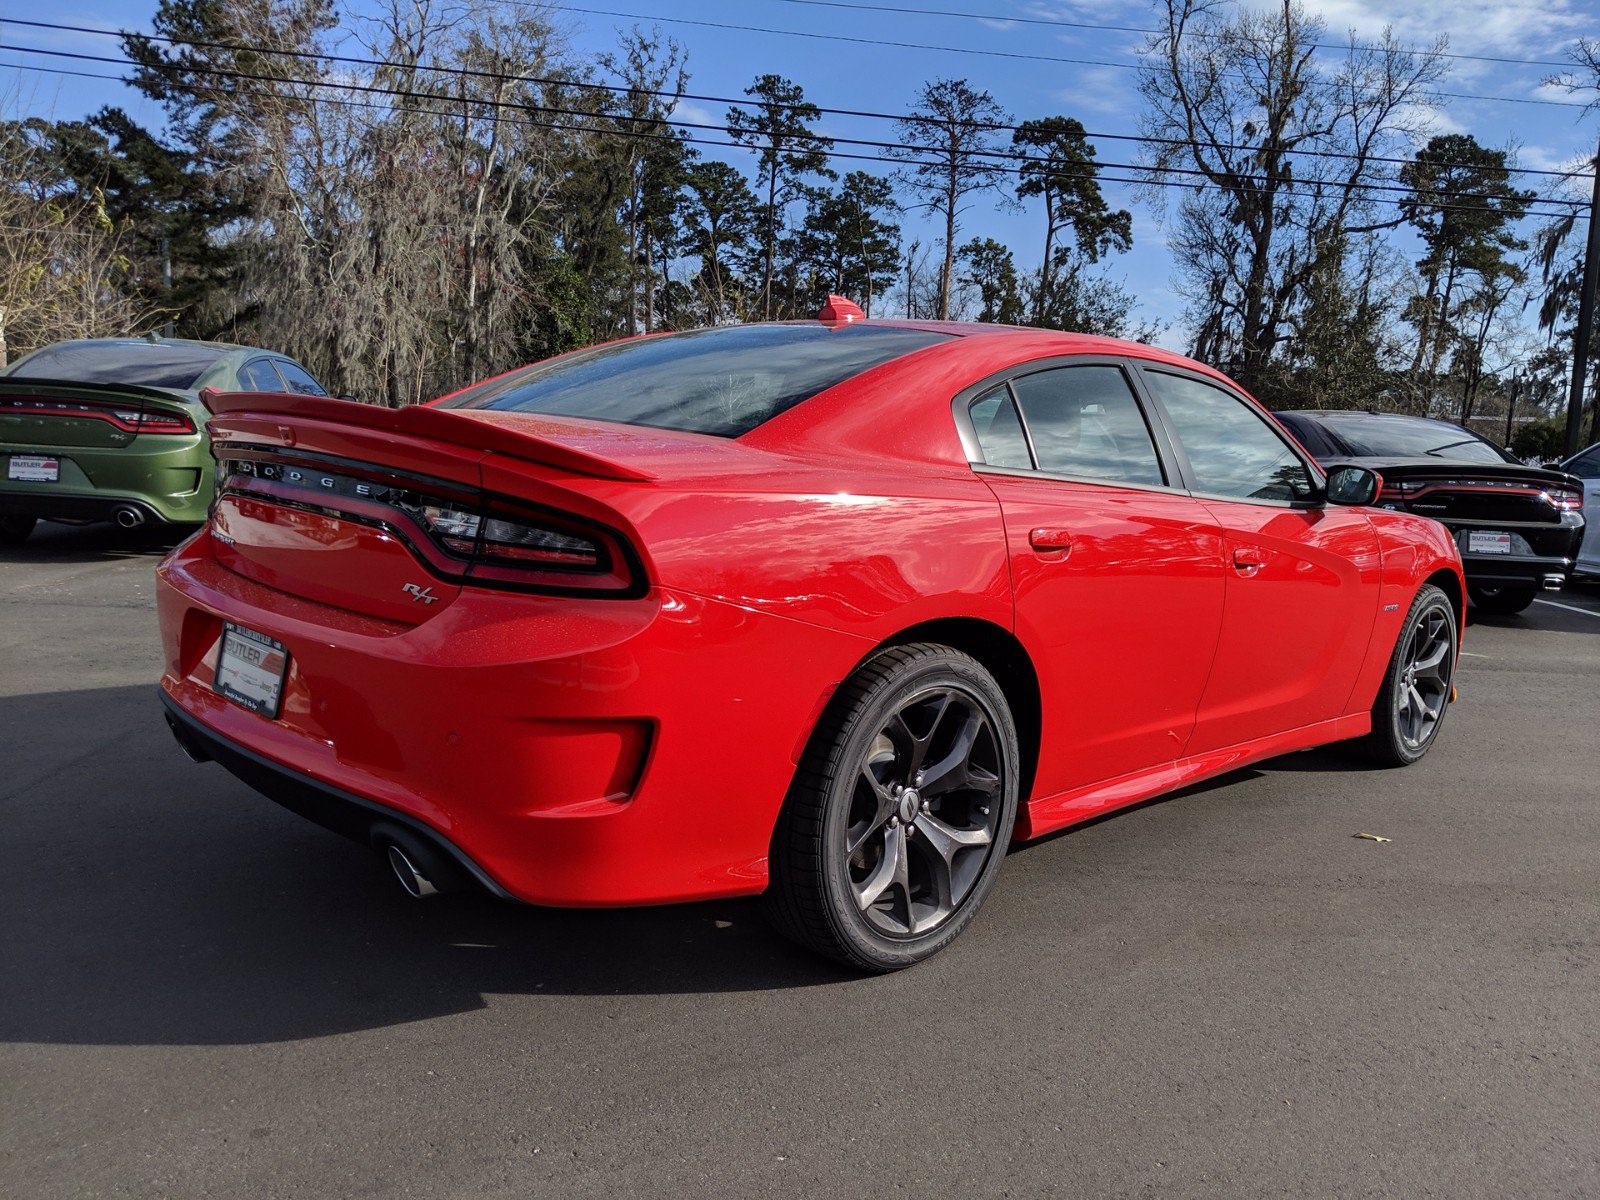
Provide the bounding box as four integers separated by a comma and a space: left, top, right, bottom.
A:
202, 392, 663, 619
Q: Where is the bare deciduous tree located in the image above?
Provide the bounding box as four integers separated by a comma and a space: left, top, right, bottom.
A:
1139, 0, 1445, 388
0, 114, 150, 361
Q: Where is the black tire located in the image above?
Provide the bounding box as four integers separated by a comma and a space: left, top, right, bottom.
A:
764, 643, 1020, 972
0, 515, 37, 546
1360, 584, 1458, 767
1468, 584, 1536, 616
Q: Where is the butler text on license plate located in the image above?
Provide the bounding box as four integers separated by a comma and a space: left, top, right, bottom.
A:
1468, 531, 1512, 555
8, 455, 59, 482
215, 623, 289, 718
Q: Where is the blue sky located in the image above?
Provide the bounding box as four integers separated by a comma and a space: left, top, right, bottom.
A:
4, 0, 1599, 349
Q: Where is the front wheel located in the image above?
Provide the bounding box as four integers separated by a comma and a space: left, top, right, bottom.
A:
764, 644, 1020, 972
0, 514, 37, 546
1468, 584, 1536, 616
1360, 584, 1458, 767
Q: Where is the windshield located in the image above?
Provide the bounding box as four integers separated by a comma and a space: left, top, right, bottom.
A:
438, 324, 951, 437
8, 341, 225, 391
1317, 414, 1512, 464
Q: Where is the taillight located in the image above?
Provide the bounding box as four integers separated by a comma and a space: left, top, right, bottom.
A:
136, 410, 197, 435
218, 455, 643, 596
1377, 480, 1422, 506
1543, 486, 1583, 512
0, 396, 194, 434
406, 500, 611, 571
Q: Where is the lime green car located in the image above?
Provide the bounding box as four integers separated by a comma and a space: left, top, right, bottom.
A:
0, 337, 327, 544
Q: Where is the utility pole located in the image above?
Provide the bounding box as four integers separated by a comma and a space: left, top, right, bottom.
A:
1564, 141, 1600, 457
161, 235, 174, 338
1504, 373, 1521, 451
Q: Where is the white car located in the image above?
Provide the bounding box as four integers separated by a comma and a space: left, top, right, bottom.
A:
1562, 443, 1600, 577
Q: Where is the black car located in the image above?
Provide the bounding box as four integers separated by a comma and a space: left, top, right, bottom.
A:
1275, 410, 1586, 615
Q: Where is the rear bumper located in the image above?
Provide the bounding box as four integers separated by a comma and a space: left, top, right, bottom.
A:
1460, 553, 1574, 590
2, 439, 212, 524
1450, 522, 1581, 590
160, 691, 514, 899
0, 489, 167, 525
154, 528, 872, 907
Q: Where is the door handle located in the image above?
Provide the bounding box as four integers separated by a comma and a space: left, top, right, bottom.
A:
1232, 547, 1268, 575
1029, 527, 1072, 556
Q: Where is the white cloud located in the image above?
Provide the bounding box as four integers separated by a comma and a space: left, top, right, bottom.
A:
671, 100, 719, 128
1051, 65, 1134, 115
1248, 0, 1588, 60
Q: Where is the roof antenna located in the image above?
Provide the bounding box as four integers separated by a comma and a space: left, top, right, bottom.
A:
816, 295, 866, 326
144, 330, 163, 342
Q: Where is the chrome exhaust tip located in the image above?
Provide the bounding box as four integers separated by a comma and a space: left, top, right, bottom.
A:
113, 506, 145, 529
1540, 573, 1564, 591
386, 844, 440, 899
164, 712, 210, 763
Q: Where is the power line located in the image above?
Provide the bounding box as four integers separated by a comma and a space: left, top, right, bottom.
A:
538, 3, 1589, 110
0, 48, 1582, 217
6, 17, 1590, 183
760, 0, 1578, 71
0, 54, 1586, 223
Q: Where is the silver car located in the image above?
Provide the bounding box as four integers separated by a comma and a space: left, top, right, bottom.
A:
1561, 443, 1600, 577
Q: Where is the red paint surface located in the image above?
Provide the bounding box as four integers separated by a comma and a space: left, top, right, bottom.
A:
158, 325, 1465, 905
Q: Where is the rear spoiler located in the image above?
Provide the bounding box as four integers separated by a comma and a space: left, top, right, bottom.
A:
0, 377, 196, 412
1319, 457, 1580, 490
200, 389, 656, 482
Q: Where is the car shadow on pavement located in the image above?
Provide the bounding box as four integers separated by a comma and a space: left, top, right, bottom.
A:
0, 520, 187, 566
0, 686, 855, 1048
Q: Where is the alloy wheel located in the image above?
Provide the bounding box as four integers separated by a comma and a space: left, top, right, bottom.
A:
1394, 603, 1455, 750
844, 687, 1005, 938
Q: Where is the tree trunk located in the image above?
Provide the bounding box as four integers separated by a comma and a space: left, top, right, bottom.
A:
644, 230, 655, 333
763, 165, 778, 321
939, 169, 957, 321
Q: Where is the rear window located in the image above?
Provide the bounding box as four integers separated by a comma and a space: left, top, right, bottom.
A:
8, 341, 226, 390
1315, 414, 1512, 464
438, 324, 951, 437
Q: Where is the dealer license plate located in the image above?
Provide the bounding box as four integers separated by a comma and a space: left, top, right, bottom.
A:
8, 455, 59, 482
1467, 531, 1512, 555
214, 623, 289, 718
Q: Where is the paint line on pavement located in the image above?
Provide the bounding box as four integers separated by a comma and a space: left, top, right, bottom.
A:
1533, 597, 1600, 618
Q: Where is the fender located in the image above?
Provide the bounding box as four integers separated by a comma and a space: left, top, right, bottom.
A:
1343, 510, 1466, 715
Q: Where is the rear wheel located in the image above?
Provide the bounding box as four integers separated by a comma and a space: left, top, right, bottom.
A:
0, 515, 37, 546
1468, 584, 1536, 616
765, 644, 1019, 971
1360, 584, 1458, 767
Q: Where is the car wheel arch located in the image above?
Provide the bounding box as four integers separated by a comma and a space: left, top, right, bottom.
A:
1425, 567, 1464, 631
788, 616, 1043, 815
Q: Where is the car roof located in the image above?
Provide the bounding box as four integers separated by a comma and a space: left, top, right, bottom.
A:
21, 336, 275, 358
1277, 409, 1462, 429
2, 337, 309, 396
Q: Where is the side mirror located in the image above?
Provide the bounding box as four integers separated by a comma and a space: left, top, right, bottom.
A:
1325, 465, 1382, 507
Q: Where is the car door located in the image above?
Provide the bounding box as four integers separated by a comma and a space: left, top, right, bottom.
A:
1138, 367, 1382, 753
960, 359, 1228, 798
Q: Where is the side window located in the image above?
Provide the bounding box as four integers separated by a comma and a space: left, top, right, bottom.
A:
968, 386, 1033, 470
1567, 448, 1600, 479
275, 359, 328, 397
239, 359, 287, 392
1145, 371, 1315, 502
1008, 365, 1165, 486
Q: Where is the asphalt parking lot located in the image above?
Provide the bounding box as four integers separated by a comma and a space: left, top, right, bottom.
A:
3, 521, 1597, 1198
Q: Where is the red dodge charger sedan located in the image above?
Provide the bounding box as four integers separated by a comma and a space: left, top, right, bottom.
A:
156, 304, 1464, 969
